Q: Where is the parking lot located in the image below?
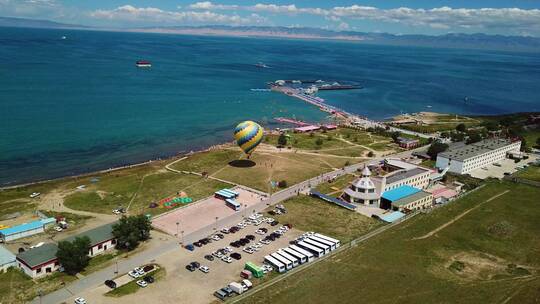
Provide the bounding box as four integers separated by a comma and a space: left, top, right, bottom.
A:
469, 155, 537, 179
70, 215, 302, 304
152, 187, 265, 238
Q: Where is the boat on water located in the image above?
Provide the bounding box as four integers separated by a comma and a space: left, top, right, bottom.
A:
255, 62, 269, 68
61, 36, 67, 40
136, 60, 152, 68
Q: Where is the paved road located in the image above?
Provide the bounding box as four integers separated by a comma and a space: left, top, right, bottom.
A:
34, 147, 424, 304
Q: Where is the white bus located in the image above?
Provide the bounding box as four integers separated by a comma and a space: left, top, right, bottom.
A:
314, 233, 341, 248
309, 236, 336, 251
283, 247, 307, 264
264, 255, 286, 273
271, 253, 293, 270
289, 245, 314, 262
303, 238, 330, 255
225, 199, 241, 211
276, 250, 299, 268
297, 241, 324, 258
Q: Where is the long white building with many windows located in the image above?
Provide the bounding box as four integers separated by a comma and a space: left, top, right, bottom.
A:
436, 139, 521, 175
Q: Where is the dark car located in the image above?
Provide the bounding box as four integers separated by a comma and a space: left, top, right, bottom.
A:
190, 261, 201, 268
270, 221, 279, 226
246, 235, 255, 241
194, 242, 202, 247
260, 228, 268, 233
144, 276, 155, 283
216, 233, 224, 239
104, 280, 117, 289
186, 264, 196, 272
268, 211, 276, 216
284, 223, 292, 229
214, 289, 227, 300
204, 254, 214, 261
230, 252, 242, 260
222, 287, 234, 297
143, 265, 155, 272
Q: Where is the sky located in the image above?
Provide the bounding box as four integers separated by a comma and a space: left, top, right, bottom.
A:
1, 0, 540, 36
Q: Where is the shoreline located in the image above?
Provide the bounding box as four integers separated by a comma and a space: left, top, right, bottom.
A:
0, 141, 233, 191
2, 110, 537, 190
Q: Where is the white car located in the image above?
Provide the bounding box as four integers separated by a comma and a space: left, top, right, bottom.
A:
224, 246, 233, 253
74, 297, 87, 304
134, 267, 145, 276
211, 235, 221, 241
199, 265, 210, 273
221, 256, 233, 263
136, 280, 148, 288
54, 226, 63, 232
128, 270, 140, 279
260, 239, 270, 245
112, 209, 121, 215
29, 192, 41, 198
243, 248, 254, 254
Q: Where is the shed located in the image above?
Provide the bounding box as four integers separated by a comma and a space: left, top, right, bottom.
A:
0, 245, 16, 272
0, 218, 56, 242
382, 185, 421, 202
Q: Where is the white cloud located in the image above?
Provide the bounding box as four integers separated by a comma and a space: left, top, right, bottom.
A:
90, 5, 265, 25
184, 2, 540, 35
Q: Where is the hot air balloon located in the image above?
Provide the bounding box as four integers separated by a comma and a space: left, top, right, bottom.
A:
234, 121, 264, 158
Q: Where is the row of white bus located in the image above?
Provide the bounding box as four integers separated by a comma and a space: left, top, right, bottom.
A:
263, 233, 340, 273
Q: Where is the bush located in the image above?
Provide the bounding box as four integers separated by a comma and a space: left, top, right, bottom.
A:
315, 138, 324, 146
57, 236, 91, 275
277, 133, 288, 147
113, 215, 152, 251
277, 180, 288, 188
367, 151, 375, 157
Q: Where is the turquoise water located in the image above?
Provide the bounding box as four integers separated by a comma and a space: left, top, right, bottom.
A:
1, 27, 539, 185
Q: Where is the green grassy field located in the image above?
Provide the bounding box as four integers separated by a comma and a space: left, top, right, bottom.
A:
171, 148, 362, 192
0, 268, 77, 304
315, 174, 356, 195
515, 165, 540, 182
241, 181, 540, 304
270, 195, 381, 243
0, 180, 64, 218
40, 210, 92, 226
63, 167, 229, 215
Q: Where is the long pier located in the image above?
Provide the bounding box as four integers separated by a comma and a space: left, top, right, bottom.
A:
274, 117, 310, 126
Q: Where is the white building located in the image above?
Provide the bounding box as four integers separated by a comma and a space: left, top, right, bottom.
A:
16, 243, 60, 278
0, 218, 56, 242
342, 167, 380, 206
436, 139, 521, 174
0, 245, 16, 273
63, 222, 116, 257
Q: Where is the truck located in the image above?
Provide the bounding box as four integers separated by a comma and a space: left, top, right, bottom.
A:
229, 282, 244, 294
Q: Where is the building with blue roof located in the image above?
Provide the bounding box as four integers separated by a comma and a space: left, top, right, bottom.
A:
380, 185, 433, 211
381, 185, 421, 202
0, 218, 56, 242
378, 211, 406, 223
0, 245, 16, 272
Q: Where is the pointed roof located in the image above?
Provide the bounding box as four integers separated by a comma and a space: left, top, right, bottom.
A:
361, 166, 371, 177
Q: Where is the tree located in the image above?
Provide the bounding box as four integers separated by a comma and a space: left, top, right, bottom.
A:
391, 131, 400, 143
56, 236, 91, 275
427, 141, 449, 160
113, 215, 152, 251
367, 151, 375, 157
466, 132, 482, 144
456, 123, 467, 133
277, 180, 288, 188
277, 133, 288, 147
451, 132, 465, 142
520, 137, 528, 152
536, 137, 540, 148
315, 138, 324, 147
326, 135, 333, 141
483, 121, 500, 132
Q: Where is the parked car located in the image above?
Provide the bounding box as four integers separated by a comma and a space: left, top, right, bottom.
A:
136, 280, 148, 288
194, 241, 203, 247
204, 254, 214, 261
222, 256, 233, 263
190, 261, 200, 268
270, 221, 279, 226
214, 289, 227, 300
246, 235, 255, 241
74, 297, 87, 304
134, 267, 145, 276
104, 280, 117, 289
54, 226, 63, 232
143, 265, 155, 272
128, 270, 140, 278
186, 264, 196, 272
216, 233, 224, 239
199, 265, 210, 273
223, 286, 234, 297
221, 228, 230, 234
144, 276, 155, 283
230, 252, 242, 260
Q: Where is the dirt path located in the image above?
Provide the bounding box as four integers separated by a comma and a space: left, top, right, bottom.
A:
413, 190, 510, 240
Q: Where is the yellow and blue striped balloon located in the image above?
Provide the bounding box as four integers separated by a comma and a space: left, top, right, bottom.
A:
234, 121, 264, 157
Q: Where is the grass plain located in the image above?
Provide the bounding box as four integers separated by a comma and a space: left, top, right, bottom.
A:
240, 181, 540, 304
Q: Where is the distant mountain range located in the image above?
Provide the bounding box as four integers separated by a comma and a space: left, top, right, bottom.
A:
2, 16, 540, 52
